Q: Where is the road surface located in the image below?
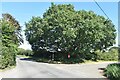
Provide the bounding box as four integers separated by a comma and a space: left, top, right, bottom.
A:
0, 57, 116, 78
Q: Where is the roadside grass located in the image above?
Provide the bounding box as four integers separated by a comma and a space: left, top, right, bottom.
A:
16, 55, 118, 64
30, 56, 118, 64
83, 60, 118, 64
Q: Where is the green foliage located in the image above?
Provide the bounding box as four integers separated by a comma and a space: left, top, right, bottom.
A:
104, 63, 120, 80
17, 48, 33, 56
25, 3, 116, 63
94, 47, 118, 61
2, 13, 23, 44
0, 20, 17, 69
0, 47, 16, 69
0, 14, 22, 69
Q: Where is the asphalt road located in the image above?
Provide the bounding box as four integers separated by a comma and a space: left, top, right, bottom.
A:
0, 57, 117, 78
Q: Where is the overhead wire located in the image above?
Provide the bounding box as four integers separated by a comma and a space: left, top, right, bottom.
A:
93, 0, 110, 20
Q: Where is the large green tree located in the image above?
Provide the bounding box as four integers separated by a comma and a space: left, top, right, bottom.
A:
0, 13, 23, 69
25, 3, 116, 60
2, 13, 23, 44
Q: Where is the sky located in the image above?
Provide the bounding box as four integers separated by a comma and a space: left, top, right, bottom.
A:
1, 0, 120, 2
1, 2, 118, 50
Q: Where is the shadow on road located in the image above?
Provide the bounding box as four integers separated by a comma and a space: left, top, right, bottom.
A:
17, 56, 35, 62
20, 58, 33, 61
98, 68, 105, 71
18, 57, 49, 63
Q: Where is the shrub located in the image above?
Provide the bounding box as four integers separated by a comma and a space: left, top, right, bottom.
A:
104, 63, 120, 80
94, 49, 118, 61
0, 47, 16, 69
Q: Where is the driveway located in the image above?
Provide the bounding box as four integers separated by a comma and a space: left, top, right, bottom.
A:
0, 57, 117, 78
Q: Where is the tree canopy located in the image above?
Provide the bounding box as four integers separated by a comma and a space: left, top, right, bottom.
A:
25, 3, 116, 60
2, 13, 23, 44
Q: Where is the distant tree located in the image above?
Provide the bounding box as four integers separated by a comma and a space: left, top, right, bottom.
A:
25, 3, 116, 60
17, 48, 33, 56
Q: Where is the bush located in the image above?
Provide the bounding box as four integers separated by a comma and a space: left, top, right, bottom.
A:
17, 48, 33, 56
104, 63, 120, 80
94, 49, 118, 61
0, 47, 16, 69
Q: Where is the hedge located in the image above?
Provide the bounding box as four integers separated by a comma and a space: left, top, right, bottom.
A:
0, 47, 16, 69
